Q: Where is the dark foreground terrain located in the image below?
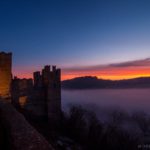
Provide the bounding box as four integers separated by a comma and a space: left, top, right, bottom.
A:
0, 99, 150, 150
0, 100, 54, 150
26, 105, 150, 150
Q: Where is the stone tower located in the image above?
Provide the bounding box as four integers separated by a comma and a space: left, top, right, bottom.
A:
43, 66, 61, 123
33, 65, 61, 123
0, 52, 12, 100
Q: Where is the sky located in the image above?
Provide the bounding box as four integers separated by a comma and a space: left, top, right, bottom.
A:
1, 0, 150, 80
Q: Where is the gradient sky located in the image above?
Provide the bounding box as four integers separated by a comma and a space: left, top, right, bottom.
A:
1, 0, 150, 80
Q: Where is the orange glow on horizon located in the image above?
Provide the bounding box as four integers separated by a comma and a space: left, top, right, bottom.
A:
13, 72, 33, 79
61, 67, 150, 80
14, 66, 150, 81
61, 74, 150, 81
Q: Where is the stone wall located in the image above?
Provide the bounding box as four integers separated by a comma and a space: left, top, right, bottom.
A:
12, 77, 33, 108
0, 52, 12, 100
32, 66, 61, 123
47, 67, 61, 123
11, 65, 61, 123
0, 100, 54, 150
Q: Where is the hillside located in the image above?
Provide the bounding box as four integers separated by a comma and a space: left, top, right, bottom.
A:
62, 76, 150, 89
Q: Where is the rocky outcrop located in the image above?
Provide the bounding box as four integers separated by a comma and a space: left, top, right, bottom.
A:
0, 100, 54, 150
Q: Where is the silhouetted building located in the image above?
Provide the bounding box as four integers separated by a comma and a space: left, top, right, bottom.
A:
11, 66, 61, 123
0, 51, 61, 123
42, 65, 61, 123
31, 65, 61, 123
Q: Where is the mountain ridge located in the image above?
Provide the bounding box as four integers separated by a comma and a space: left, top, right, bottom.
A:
62, 76, 150, 89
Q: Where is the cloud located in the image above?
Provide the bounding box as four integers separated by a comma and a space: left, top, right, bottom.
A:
109, 58, 150, 67
63, 58, 150, 72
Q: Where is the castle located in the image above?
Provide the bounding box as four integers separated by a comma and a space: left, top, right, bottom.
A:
0, 52, 61, 123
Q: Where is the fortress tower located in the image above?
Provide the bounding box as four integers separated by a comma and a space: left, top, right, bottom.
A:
0, 52, 12, 100
42, 66, 61, 123
33, 65, 61, 123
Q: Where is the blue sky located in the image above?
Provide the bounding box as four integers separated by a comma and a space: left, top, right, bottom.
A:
1, 0, 150, 78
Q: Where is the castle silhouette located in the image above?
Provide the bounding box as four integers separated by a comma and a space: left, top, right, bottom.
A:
0, 51, 61, 123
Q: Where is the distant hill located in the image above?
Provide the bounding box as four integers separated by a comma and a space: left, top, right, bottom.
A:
61, 76, 150, 89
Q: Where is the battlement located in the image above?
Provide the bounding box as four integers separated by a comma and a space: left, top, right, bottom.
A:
33, 65, 61, 87
43, 65, 60, 73
0, 52, 12, 59
0, 51, 12, 55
